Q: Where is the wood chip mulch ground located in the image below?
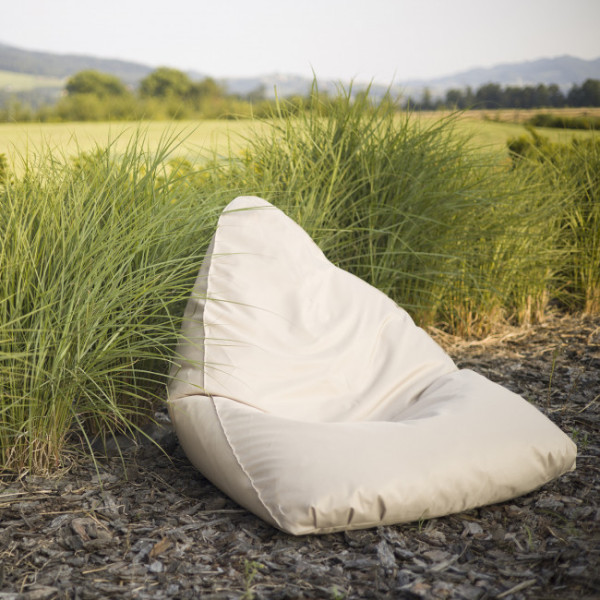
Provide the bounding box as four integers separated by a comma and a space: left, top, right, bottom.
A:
1, 312, 598, 599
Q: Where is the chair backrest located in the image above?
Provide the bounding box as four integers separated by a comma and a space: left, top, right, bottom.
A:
169, 196, 456, 423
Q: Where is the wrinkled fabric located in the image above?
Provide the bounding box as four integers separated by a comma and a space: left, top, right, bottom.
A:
168, 196, 577, 535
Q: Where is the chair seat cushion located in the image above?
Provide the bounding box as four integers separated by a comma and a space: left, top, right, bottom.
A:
168, 196, 576, 535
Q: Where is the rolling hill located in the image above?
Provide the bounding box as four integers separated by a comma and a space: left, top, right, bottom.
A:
1, 41, 599, 102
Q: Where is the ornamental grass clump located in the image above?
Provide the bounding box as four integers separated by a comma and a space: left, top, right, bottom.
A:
565, 138, 600, 314
0, 134, 221, 473
229, 87, 564, 336
509, 131, 600, 314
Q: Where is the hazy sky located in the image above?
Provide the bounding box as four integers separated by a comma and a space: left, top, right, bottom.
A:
2, 0, 599, 83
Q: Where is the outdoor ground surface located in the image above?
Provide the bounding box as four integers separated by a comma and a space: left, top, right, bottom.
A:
1, 108, 598, 166
0, 119, 269, 165
1, 311, 598, 599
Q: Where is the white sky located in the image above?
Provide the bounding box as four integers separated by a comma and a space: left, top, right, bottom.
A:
2, 0, 599, 83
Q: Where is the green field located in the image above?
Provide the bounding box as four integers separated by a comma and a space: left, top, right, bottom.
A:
1, 113, 596, 166
454, 118, 595, 150
0, 119, 272, 165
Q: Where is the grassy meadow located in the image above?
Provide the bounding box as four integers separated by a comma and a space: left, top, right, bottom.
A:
1, 109, 598, 164
0, 119, 272, 168
1, 99, 598, 473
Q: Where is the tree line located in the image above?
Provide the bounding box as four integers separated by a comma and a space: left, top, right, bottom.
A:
410, 79, 600, 110
1, 67, 600, 123
0, 67, 276, 122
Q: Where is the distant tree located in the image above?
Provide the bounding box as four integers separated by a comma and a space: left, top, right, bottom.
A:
139, 67, 193, 99
445, 88, 465, 109
533, 84, 550, 107
0, 98, 34, 122
55, 94, 105, 121
57, 71, 137, 121
583, 79, 600, 106
464, 86, 475, 107
66, 70, 129, 98
475, 83, 504, 109
420, 87, 434, 110
244, 84, 267, 103
194, 77, 224, 98
567, 83, 584, 107
186, 77, 225, 110
503, 86, 521, 108
547, 84, 565, 107
569, 79, 600, 106
518, 85, 538, 108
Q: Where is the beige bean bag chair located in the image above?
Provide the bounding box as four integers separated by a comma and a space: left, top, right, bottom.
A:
168, 196, 576, 535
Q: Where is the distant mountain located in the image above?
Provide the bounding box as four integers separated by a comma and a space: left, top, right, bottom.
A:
221, 56, 600, 101
222, 73, 316, 98
219, 73, 393, 100
1, 41, 599, 102
401, 55, 600, 98
0, 42, 154, 85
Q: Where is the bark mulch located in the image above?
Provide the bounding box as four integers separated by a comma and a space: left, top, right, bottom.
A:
1, 312, 598, 599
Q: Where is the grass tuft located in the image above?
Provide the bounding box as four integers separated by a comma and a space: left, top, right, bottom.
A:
226, 87, 564, 335
1, 89, 597, 474
508, 130, 600, 314
0, 131, 223, 473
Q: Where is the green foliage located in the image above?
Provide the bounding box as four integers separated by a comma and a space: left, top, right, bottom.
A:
555, 139, 600, 314
570, 428, 590, 450
191, 77, 224, 101
445, 87, 475, 109
227, 88, 563, 335
66, 69, 130, 98
0, 152, 7, 183
4, 65, 600, 123
475, 83, 504, 109
54, 92, 140, 121
507, 126, 559, 163
139, 67, 194, 99
0, 67, 252, 122
567, 79, 600, 107
0, 97, 36, 122
0, 132, 224, 472
241, 560, 265, 600
45, 69, 139, 121
33, 68, 252, 121
2, 88, 598, 474
138, 69, 234, 119
508, 130, 600, 313
416, 80, 600, 111
526, 113, 600, 130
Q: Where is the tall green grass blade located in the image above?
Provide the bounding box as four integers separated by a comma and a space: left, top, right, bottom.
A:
223, 86, 565, 335
0, 130, 223, 473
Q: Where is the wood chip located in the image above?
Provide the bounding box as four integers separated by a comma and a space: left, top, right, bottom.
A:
149, 537, 172, 559
0, 312, 598, 599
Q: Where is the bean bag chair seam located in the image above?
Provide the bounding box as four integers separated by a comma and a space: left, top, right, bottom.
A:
190, 239, 213, 392
211, 396, 285, 531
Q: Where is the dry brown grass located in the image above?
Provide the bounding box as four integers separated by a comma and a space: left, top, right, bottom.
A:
419, 107, 600, 124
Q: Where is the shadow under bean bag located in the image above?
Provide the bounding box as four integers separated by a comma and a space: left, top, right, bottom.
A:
167, 196, 576, 535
